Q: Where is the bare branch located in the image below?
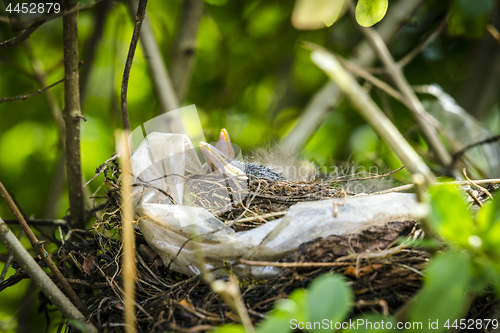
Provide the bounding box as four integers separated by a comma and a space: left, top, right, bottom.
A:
311, 49, 435, 184
171, 0, 204, 102
0, 77, 64, 105
281, 0, 426, 152
0, 229, 24, 283
0, 0, 108, 54
125, 0, 185, 134
359, 25, 455, 174
121, 0, 148, 131
0, 182, 89, 315
0, 20, 45, 53
0, 217, 97, 333
337, 56, 405, 102
487, 24, 500, 45
2, 219, 68, 227
117, 132, 136, 333
397, 15, 448, 68
63, 0, 85, 228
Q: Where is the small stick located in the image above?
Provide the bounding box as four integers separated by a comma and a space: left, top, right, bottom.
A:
0, 78, 65, 105
0, 218, 97, 333
0, 229, 24, 283
462, 169, 493, 200
0, 182, 89, 316
487, 24, 500, 45
117, 131, 137, 333
121, 0, 148, 131
239, 259, 351, 268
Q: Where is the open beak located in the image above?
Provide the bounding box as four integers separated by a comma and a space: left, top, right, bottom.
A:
199, 141, 245, 176
215, 128, 235, 160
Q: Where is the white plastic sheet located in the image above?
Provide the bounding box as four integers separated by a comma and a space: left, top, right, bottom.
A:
132, 132, 417, 277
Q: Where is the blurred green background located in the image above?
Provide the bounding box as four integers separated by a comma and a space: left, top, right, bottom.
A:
0, 0, 499, 331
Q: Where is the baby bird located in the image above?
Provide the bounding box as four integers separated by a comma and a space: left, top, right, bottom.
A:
199, 129, 284, 181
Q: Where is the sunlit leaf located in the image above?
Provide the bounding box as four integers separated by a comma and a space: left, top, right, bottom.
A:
355, 0, 388, 27
292, 0, 347, 30
476, 193, 500, 254
409, 251, 472, 333
305, 274, 352, 333
429, 184, 474, 246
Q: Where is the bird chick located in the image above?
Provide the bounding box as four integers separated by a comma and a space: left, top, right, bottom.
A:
200, 129, 284, 181
246, 142, 317, 182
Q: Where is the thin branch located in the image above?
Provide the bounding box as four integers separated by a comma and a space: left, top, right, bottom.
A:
239, 259, 351, 268
84, 153, 119, 187
24, 41, 65, 139
397, 15, 448, 68
63, 0, 85, 229
451, 134, 500, 166
0, 229, 24, 283
0, 0, 107, 54
337, 56, 405, 102
121, 0, 148, 131
0, 20, 45, 53
358, 23, 455, 175
117, 131, 137, 333
311, 49, 436, 184
356, 178, 500, 196
0, 183, 89, 316
487, 24, 500, 46
0, 218, 97, 333
0, 77, 64, 105
2, 219, 68, 227
170, 0, 204, 101
125, 0, 184, 134
281, 0, 426, 152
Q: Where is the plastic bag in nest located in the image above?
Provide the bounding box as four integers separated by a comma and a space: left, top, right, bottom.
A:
131, 132, 417, 278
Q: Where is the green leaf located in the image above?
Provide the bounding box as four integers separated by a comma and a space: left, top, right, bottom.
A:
203, 0, 228, 6
292, 0, 347, 30
209, 323, 246, 333
429, 184, 474, 246
409, 251, 473, 333
255, 289, 305, 333
476, 193, 500, 255
305, 274, 353, 333
355, 0, 388, 27
344, 314, 396, 332
448, 0, 493, 37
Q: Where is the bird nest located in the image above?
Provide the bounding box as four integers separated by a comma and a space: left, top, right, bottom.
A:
53, 159, 495, 332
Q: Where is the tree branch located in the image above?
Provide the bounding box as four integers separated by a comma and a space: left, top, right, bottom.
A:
125, 0, 185, 134
359, 25, 455, 174
0, 77, 64, 105
62, 0, 85, 228
0, 217, 97, 333
0, 20, 45, 53
0, 182, 89, 315
311, 49, 435, 184
117, 132, 137, 333
281, 0, 425, 153
170, 0, 204, 102
121, 0, 148, 131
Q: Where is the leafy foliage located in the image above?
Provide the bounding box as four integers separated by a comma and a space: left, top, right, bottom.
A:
355, 0, 388, 27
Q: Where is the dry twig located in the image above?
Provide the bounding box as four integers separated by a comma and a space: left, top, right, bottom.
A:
121, 0, 148, 131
